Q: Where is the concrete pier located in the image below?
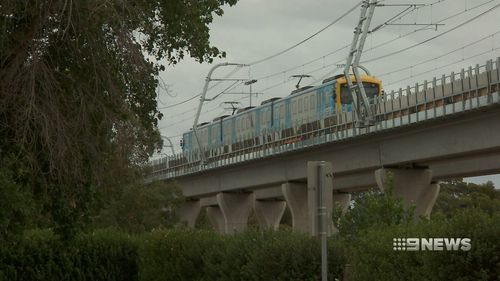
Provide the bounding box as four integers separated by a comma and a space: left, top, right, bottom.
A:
254, 200, 287, 230
375, 168, 440, 217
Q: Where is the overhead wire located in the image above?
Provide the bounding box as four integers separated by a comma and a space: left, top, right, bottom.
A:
246, 1, 362, 66
158, 65, 243, 109
362, 2, 500, 64
384, 46, 500, 87
367, 0, 497, 52
159, 0, 363, 112
253, 1, 499, 96
160, 0, 460, 116
160, 0, 498, 134
378, 31, 500, 77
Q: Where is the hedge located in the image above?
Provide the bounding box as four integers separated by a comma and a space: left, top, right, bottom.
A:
0, 229, 138, 281
1, 209, 498, 281
348, 209, 500, 281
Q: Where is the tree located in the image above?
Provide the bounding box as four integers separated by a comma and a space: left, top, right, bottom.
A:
433, 179, 499, 217
334, 188, 414, 239
0, 0, 238, 235
91, 181, 183, 233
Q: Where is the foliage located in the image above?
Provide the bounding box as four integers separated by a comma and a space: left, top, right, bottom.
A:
348, 209, 500, 281
139, 229, 222, 281
433, 179, 500, 217
91, 181, 183, 233
0, 166, 33, 242
140, 229, 344, 281
0, 0, 237, 236
334, 185, 414, 239
0, 229, 139, 281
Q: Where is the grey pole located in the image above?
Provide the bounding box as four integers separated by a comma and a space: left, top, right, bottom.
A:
192, 63, 247, 165
318, 161, 328, 281
161, 135, 176, 155
244, 79, 258, 107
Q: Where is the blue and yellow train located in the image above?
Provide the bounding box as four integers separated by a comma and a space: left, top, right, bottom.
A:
180, 74, 382, 155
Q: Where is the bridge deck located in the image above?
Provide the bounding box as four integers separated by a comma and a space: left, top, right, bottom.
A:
149, 58, 500, 183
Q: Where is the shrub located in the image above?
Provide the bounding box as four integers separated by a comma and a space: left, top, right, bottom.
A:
348, 208, 500, 281
0, 229, 138, 281
139, 229, 222, 281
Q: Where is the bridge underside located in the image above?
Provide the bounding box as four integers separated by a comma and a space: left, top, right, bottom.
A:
173, 105, 500, 198
162, 59, 500, 233
173, 103, 500, 233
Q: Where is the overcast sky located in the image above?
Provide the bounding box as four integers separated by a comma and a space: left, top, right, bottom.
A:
155, 0, 500, 185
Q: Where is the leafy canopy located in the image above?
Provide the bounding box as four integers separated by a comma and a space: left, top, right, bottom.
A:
0, 0, 237, 234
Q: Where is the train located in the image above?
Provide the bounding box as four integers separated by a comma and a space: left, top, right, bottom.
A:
179, 74, 382, 156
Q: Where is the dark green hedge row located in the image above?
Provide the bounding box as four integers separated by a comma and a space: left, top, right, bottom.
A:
0, 229, 138, 281
139, 230, 346, 281
1, 209, 498, 281
348, 209, 500, 281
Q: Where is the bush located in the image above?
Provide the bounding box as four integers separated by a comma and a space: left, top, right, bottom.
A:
139, 229, 222, 281
348, 208, 500, 281
139, 229, 345, 281
2, 210, 497, 281
0, 229, 138, 281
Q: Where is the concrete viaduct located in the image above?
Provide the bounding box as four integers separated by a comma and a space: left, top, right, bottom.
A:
149, 58, 500, 234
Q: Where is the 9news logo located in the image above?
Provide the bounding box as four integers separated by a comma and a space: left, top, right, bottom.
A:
393, 238, 472, 251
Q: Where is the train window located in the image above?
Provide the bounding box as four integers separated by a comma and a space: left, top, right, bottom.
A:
310, 95, 315, 110
341, 82, 379, 104
304, 97, 308, 112
279, 104, 284, 119
298, 99, 302, 113
292, 101, 297, 114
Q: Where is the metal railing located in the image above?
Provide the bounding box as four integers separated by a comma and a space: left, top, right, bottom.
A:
148, 58, 500, 181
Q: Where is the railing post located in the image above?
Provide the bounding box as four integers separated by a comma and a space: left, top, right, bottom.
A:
432, 77, 437, 118
406, 86, 411, 124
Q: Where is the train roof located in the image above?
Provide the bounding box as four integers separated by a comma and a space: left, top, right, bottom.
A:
322, 74, 345, 84
260, 97, 281, 105
236, 106, 255, 114
212, 115, 230, 122
290, 85, 314, 95
196, 122, 210, 128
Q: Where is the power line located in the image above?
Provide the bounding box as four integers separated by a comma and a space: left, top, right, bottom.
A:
160, 81, 244, 129
158, 66, 243, 109
247, 1, 362, 66
254, 4, 499, 96
367, 0, 497, 53
384, 46, 500, 87
159, 0, 497, 128
372, 0, 447, 33
161, 80, 244, 120
362, 3, 500, 64
248, 0, 477, 88
378, 31, 500, 77
159, 0, 477, 117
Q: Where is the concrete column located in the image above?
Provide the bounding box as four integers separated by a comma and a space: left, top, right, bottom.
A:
216, 192, 253, 234
254, 200, 286, 230
375, 168, 440, 218
332, 192, 351, 233
206, 206, 225, 233
178, 200, 201, 228
282, 182, 309, 233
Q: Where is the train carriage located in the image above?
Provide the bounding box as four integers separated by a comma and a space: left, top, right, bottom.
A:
180, 74, 382, 159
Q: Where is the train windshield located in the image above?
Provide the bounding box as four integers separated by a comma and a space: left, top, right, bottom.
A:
340, 82, 379, 104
